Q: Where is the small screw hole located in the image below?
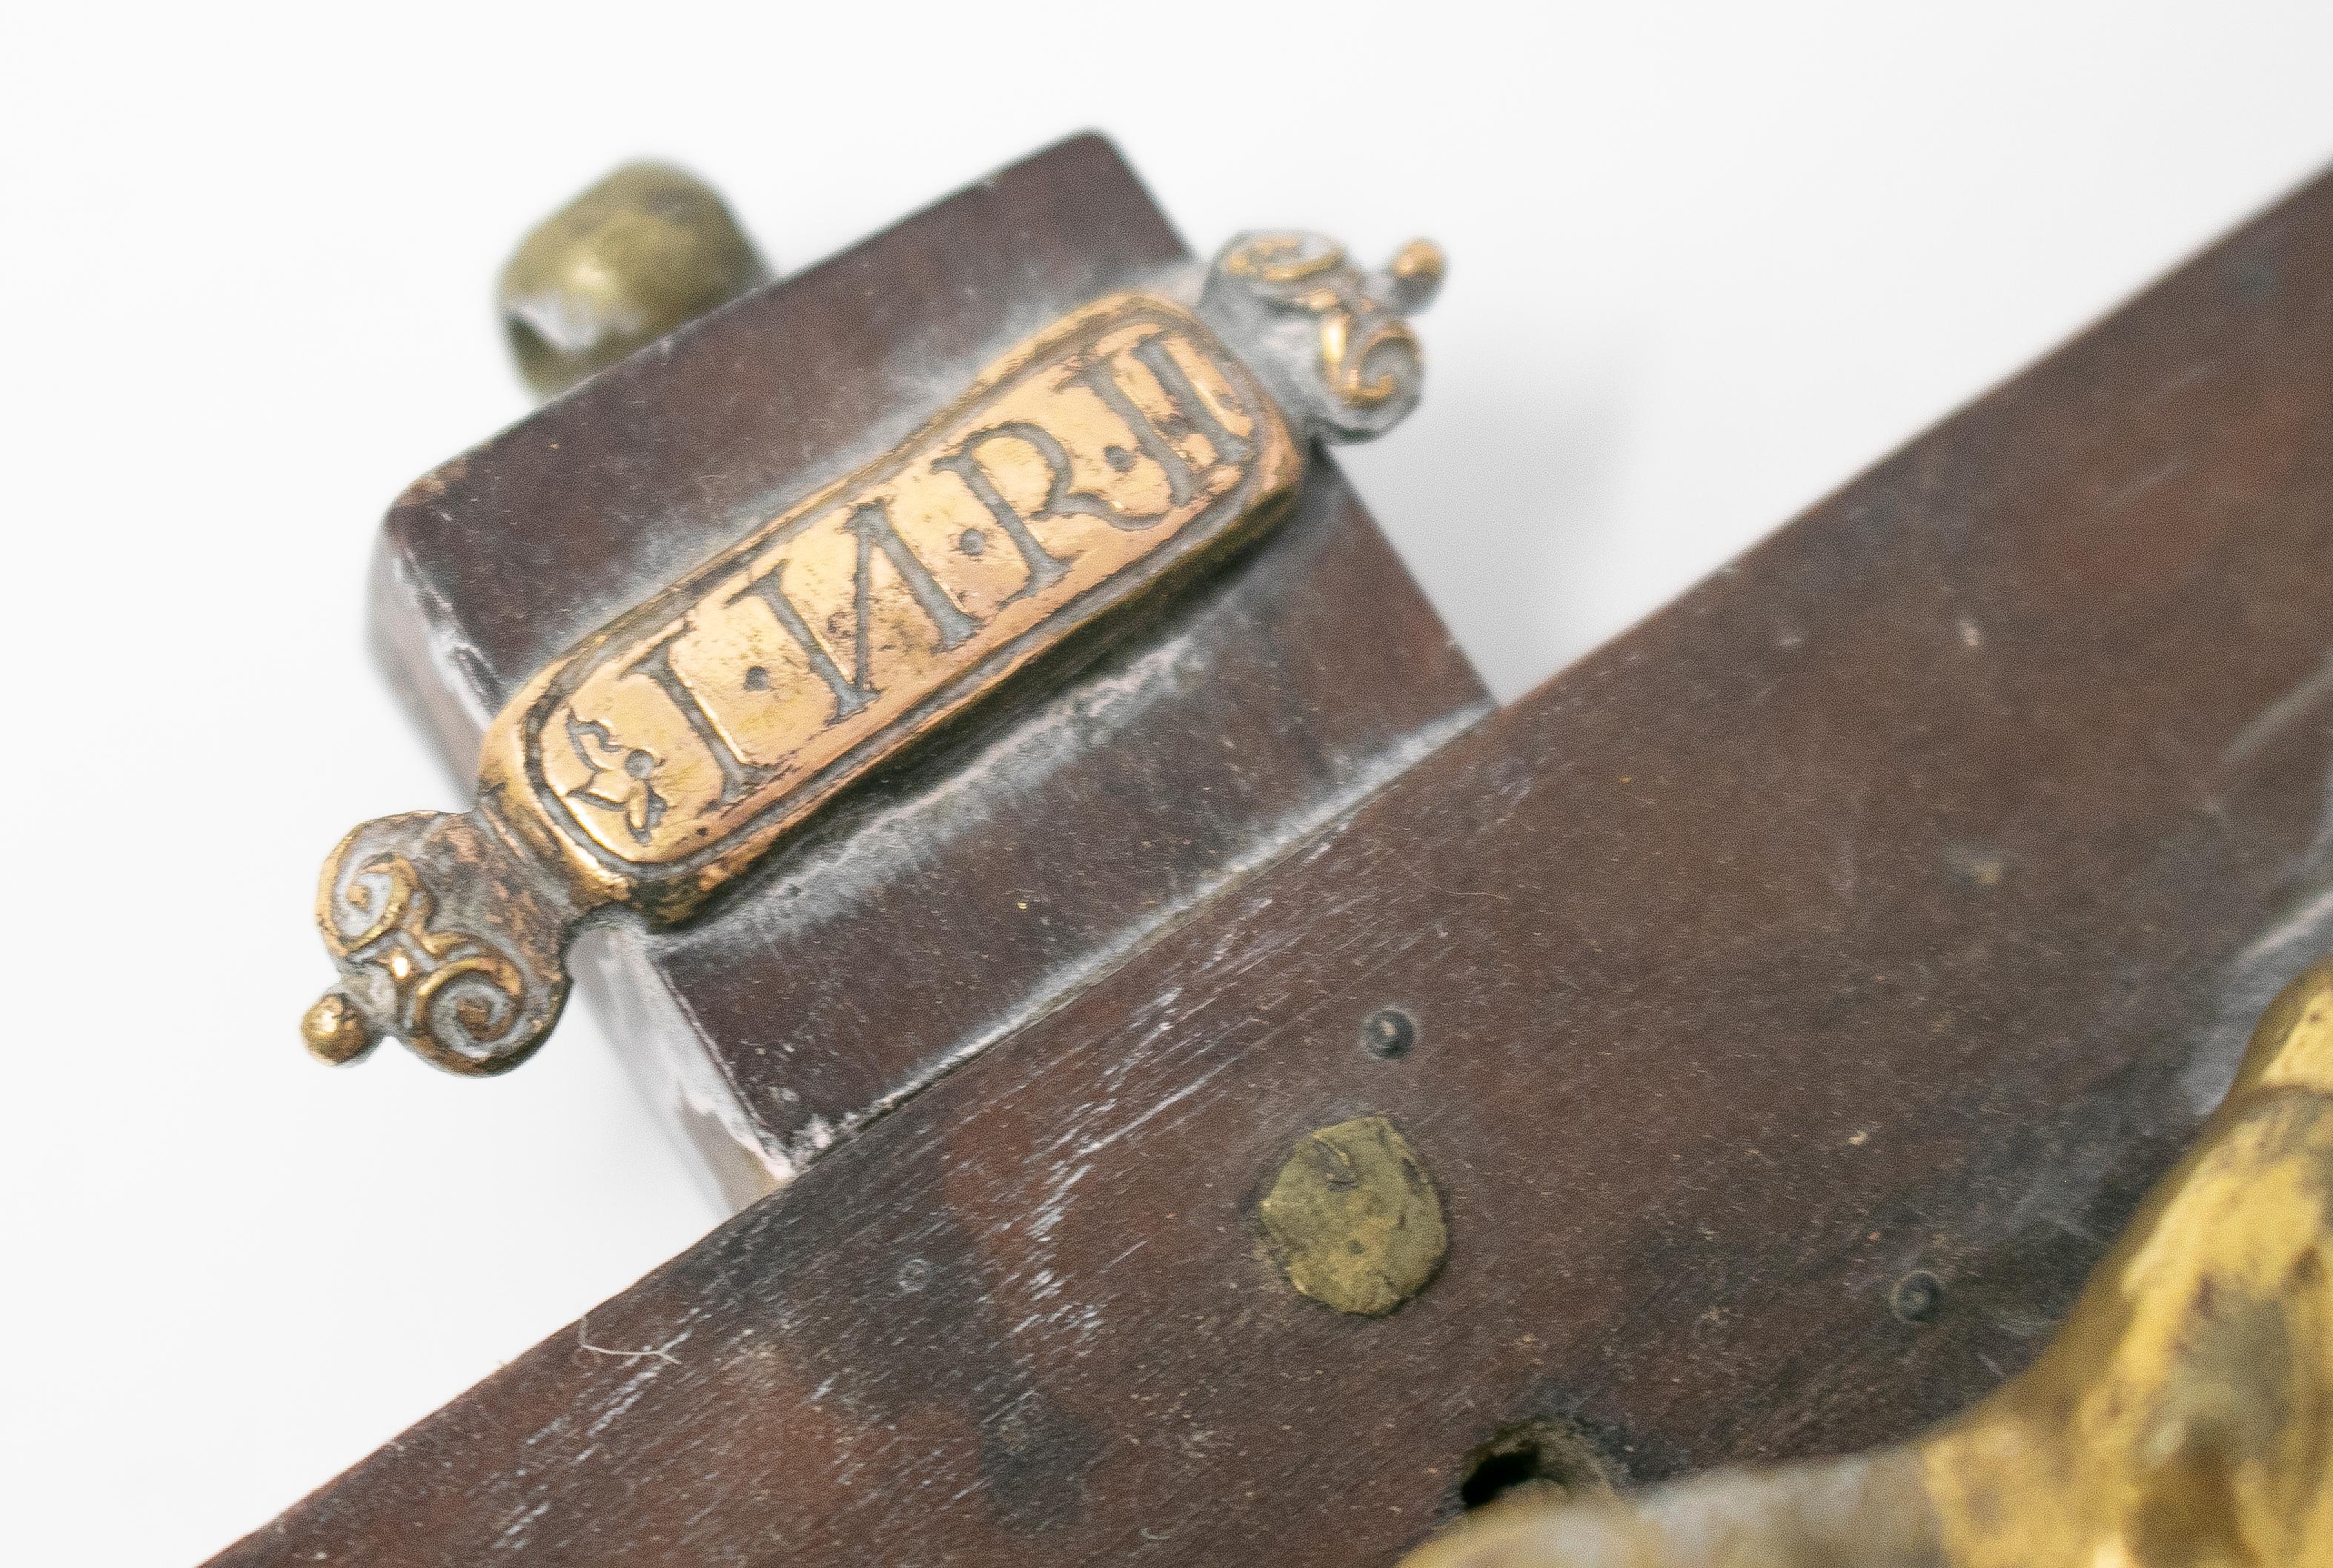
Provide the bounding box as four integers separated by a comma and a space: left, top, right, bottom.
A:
1891, 1269, 1943, 1323
1456, 1419, 1614, 1512
1361, 1007, 1416, 1060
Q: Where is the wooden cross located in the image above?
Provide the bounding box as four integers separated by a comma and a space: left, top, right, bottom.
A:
225, 135, 2333, 1564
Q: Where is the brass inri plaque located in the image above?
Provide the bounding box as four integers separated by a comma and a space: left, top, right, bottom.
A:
509, 294, 1295, 894
308, 233, 1443, 1074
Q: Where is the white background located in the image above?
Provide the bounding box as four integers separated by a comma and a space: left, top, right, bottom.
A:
4, 3, 2332, 1561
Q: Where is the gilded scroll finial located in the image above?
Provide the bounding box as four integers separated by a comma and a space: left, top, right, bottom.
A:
308, 811, 576, 1076
1201, 232, 1445, 441
313, 230, 1444, 1076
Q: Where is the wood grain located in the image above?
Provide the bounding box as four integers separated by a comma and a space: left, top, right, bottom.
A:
220, 164, 2333, 1565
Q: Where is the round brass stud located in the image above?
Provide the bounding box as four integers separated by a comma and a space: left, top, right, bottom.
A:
1258, 1114, 1446, 1316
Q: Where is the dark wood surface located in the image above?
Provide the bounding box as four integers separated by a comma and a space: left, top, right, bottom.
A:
372, 134, 1488, 1192
225, 165, 2333, 1564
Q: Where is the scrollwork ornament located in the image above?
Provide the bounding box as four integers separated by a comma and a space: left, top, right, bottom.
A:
1202, 230, 1444, 442
306, 811, 573, 1076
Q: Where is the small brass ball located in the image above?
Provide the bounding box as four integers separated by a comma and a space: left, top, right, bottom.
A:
1386, 239, 1447, 308
302, 992, 379, 1065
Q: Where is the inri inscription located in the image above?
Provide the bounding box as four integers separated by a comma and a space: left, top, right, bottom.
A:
494, 292, 1299, 900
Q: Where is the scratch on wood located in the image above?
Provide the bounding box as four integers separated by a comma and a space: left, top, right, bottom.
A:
2100, 454, 2189, 513
2218, 648, 2333, 776
576, 1315, 683, 1367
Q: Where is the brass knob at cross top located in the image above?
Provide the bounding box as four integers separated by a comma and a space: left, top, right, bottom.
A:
497, 162, 770, 401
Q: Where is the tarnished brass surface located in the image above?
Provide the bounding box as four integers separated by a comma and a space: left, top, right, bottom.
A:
1399, 956, 2333, 1568
1204, 233, 1444, 439
307, 811, 574, 1074
1259, 1115, 1447, 1316
297, 991, 371, 1065
498, 162, 769, 400
311, 242, 1443, 1074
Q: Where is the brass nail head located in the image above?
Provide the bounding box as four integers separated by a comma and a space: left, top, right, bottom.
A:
1259, 1114, 1447, 1316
